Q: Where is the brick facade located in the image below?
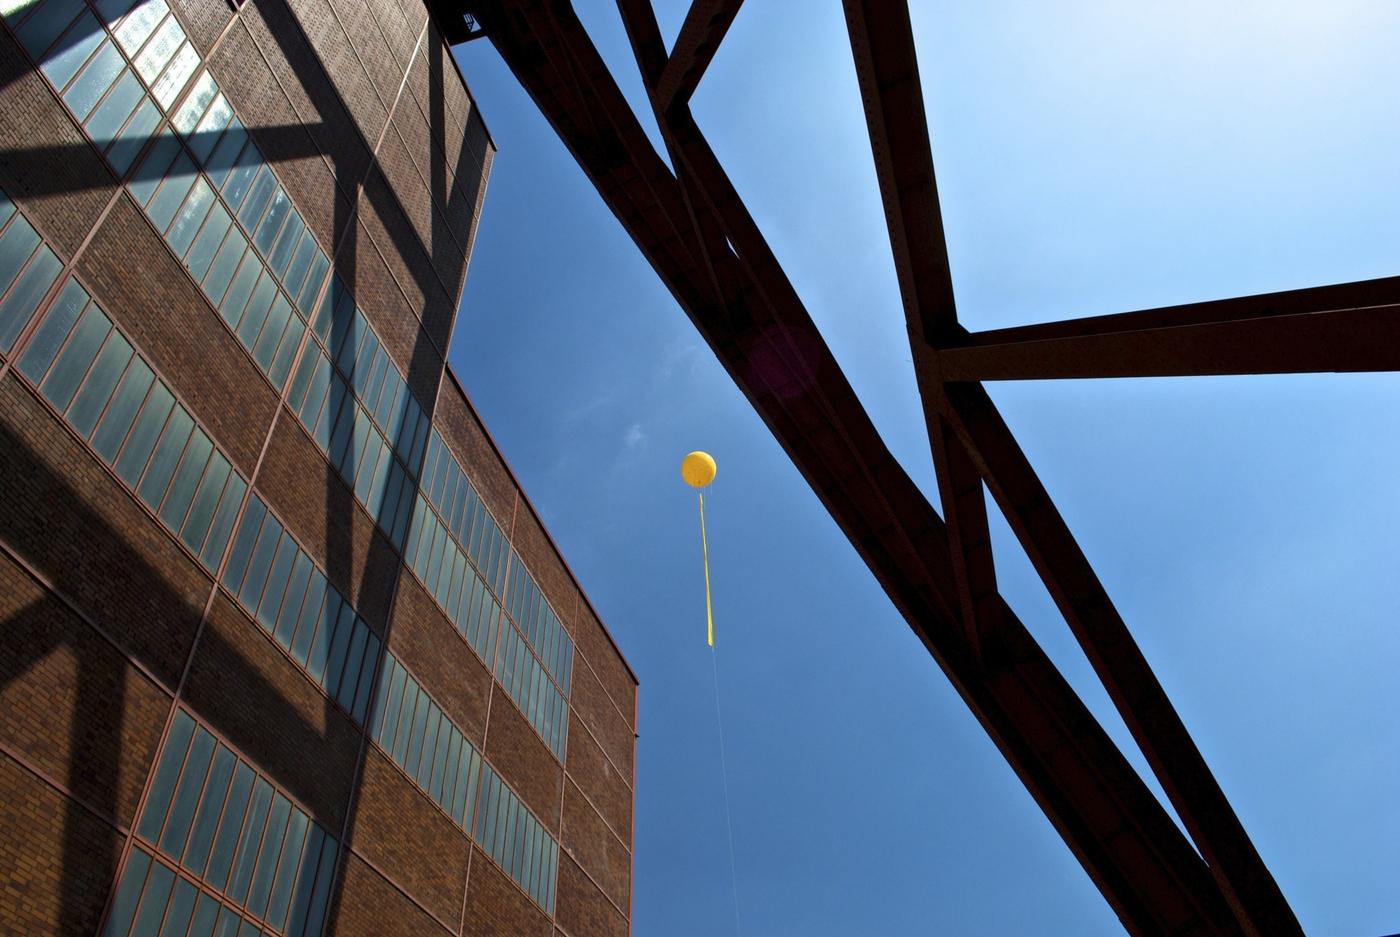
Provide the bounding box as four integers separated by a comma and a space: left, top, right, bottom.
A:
0, 0, 638, 930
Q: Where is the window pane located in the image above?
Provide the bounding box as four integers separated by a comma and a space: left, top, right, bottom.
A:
189, 94, 232, 165
166, 176, 215, 258
171, 69, 216, 135
106, 93, 160, 175
221, 139, 261, 210
204, 761, 254, 890
67, 329, 132, 438
135, 709, 194, 842
112, 0, 164, 54
0, 246, 62, 354
254, 533, 296, 630
185, 201, 231, 282
202, 224, 245, 304
0, 214, 40, 300
157, 725, 214, 858
264, 808, 308, 930
236, 165, 275, 231
164, 429, 217, 535
333, 619, 368, 711
268, 210, 303, 277
218, 249, 259, 328
252, 186, 289, 255
199, 471, 246, 569
305, 593, 342, 684
251, 294, 291, 372
289, 571, 326, 665
91, 355, 153, 461
234, 270, 275, 349
134, 13, 181, 83
245, 793, 290, 917
38, 303, 109, 412
15, 0, 85, 65
63, 40, 124, 121
227, 777, 273, 903
113, 380, 174, 485
128, 859, 176, 936
283, 824, 325, 937
187, 893, 220, 937
128, 127, 180, 206
156, 875, 197, 937
100, 846, 151, 937
135, 403, 193, 508
182, 743, 234, 876
145, 152, 198, 233
40, 12, 104, 90
206, 118, 247, 187
273, 552, 312, 646
85, 67, 142, 147
180, 450, 229, 552
151, 41, 197, 109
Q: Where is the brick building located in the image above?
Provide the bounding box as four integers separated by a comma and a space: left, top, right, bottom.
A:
0, 0, 637, 931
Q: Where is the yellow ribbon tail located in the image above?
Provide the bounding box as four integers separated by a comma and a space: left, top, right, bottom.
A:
699, 491, 714, 646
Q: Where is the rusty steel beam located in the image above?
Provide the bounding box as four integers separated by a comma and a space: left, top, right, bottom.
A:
841, 1, 1303, 933
465, 1, 1245, 931
937, 302, 1400, 380
653, 0, 744, 112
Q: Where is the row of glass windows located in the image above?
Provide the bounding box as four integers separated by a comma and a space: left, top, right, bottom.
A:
419, 429, 509, 595
505, 551, 574, 694
222, 494, 382, 725
401, 492, 504, 665
417, 429, 573, 703
366, 652, 483, 831
494, 619, 568, 759
106, 710, 339, 937
475, 763, 559, 913
14, 269, 248, 571
402, 481, 567, 758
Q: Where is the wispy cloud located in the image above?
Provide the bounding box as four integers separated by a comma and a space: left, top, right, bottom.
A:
623, 422, 646, 450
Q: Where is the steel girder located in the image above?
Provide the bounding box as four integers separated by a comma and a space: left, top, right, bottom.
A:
439, 1, 1357, 932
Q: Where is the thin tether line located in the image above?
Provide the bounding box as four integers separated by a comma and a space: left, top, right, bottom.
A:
711, 636, 743, 936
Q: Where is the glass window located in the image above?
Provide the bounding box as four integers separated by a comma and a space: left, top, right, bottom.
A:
220, 139, 261, 210
145, 151, 199, 233
16, 0, 86, 73
253, 187, 289, 255
236, 166, 276, 231
67, 328, 133, 438
234, 270, 275, 349
64, 40, 124, 121
206, 118, 247, 187
157, 426, 212, 529
283, 823, 325, 936
199, 472, 245, 569
254, 533, 297, 631
136, 710, 195, 841
135, 403, 192, 507
39, 303, 109, 412
113, 380, 173, 485
282, 231, 317, 300
84, 67, 142, 147
304, 592, 341, 685
107, 94, 160, 175
218, 250, 260, 328
202, 225, 246, 304
204, 760, 254, 890
244, 793, 290, 917
182, 743, 234, 875
133, 12, 182, 83
334, 619, 368, 713
226, 777, 273, 903
350, 631, 379, 724
0, 246, 62, 354
157, 725, 215, 858
296, 251, 327, 313
180, 451, 230, 553
187, 893, 220, 937
391, 682, 420, 766
185, 202, 232, 282
373, 657, 406, 749
41, 14, 107, 94
151, 41, 197, 109
264, 808, 308, 930
268, 309, 305, 389
91, 355, 153, 461
251, 293, 291, 372
128, 859, 176, 935
267, 210, 303, 278
289, 571, 327, 665
236, 509, 281, 608
101, 845, 152, 936
165, 176, 215, 257
273, 552, 312, 646
112, 0, 164, 54
189, 94, 233, 165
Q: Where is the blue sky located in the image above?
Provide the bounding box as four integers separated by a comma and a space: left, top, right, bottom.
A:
451, 2, 1400, 934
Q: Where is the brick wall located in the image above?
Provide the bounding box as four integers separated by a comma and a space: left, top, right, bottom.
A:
0, 0, 639, 931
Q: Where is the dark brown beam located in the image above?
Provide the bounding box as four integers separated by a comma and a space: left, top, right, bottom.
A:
841, 0, 956, 342
473, 2, 1242, 931
940, 381, 1304, 937
938, 302, 1400, 380
653, 0, 744, 112
840, 1, 1301, 932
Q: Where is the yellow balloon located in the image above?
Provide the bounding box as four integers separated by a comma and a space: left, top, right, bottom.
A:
680, 450, 717, 488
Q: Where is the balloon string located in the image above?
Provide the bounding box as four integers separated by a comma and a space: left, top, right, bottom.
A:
700, 491, 714, 647
712, 643, 743, 937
